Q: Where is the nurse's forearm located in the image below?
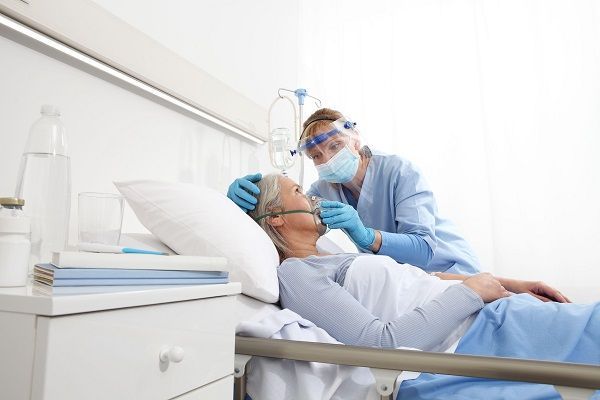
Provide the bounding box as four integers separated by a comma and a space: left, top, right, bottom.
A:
377, 232, 434, 268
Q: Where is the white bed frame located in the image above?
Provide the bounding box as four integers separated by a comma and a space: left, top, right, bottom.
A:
234, 336, 600, 400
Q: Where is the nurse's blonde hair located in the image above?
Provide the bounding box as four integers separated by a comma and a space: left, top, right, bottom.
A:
302, 108, 344, 140
247, 174, 289, 261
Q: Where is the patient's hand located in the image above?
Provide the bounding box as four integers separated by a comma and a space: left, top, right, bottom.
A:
497, 278, 571, 303
462, 273, 512, 303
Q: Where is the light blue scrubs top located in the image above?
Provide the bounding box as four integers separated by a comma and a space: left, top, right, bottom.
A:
307, 150, 480, 274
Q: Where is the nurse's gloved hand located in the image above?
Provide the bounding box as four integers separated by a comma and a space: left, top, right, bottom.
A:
319, 201, 375, 249
227, 173, 262, 212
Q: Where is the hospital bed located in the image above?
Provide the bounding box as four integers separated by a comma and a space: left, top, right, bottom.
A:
227, 239, 600, 400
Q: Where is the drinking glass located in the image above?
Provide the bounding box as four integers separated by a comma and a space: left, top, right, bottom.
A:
78, 192, 124, 245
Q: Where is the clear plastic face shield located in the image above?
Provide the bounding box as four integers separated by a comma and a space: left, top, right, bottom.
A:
253, 194, 329, 236
298, 117, 358, 163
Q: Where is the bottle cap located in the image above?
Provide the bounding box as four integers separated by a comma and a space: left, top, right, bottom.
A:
0, 215, 30, 233
41, 104, 60, 116
0, 198, 25, 207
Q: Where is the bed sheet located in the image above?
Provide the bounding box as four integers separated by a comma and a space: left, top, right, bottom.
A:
234, 293, 281, 325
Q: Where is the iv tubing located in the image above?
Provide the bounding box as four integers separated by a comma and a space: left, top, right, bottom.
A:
267, 95, 298, 140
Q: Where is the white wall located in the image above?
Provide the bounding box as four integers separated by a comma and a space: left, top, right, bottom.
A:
0, 2, 299, 244
475, 1, 600, 291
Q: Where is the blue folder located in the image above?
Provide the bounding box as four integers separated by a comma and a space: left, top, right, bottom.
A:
47, 277, 229, 287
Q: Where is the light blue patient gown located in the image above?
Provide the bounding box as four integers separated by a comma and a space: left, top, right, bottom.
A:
308, 150, 480, 274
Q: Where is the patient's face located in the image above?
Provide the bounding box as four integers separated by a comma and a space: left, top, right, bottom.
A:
278, 176, 319, 234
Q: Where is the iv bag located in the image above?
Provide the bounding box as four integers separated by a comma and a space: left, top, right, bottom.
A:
268, 127, 295, 171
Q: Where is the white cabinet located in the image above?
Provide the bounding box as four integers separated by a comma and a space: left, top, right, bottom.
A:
0, 282, 241, 400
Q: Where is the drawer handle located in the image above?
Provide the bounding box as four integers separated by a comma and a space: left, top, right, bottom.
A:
159, 346, 185, 363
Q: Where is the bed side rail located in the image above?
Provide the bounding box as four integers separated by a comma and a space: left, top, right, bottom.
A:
235, 336, 600, 399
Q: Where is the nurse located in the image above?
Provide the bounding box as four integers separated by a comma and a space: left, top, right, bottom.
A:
228, 108, 480, 274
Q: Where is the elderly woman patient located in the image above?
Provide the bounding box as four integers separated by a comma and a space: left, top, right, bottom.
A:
247, 173, 600, 399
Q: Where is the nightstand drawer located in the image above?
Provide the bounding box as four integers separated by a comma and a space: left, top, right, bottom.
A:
32, 295, 236, 400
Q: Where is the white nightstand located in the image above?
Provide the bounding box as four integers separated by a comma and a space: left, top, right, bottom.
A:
0, 281, 241, 400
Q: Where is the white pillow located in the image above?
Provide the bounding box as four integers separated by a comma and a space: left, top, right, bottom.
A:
114, 180, 280, 303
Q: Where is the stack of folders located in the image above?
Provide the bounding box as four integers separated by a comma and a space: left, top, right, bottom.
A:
33, 251, 229, 292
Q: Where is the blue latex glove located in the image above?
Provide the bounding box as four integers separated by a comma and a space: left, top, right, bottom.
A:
319, 200, 376, 249
227, 173, 262, 212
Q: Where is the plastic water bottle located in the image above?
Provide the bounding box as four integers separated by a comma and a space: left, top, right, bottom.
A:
15, 105, 71, 269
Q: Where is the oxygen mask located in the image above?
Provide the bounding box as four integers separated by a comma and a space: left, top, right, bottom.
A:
306, 194, 329, 236
253, 194, 329, 236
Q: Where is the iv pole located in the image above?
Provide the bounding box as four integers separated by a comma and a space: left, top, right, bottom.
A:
276, 88, 322, 187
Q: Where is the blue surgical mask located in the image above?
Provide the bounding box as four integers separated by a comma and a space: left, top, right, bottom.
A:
316, 146, 360, 183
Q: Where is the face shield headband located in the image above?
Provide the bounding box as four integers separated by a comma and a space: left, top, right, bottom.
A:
253, 194, 329, 236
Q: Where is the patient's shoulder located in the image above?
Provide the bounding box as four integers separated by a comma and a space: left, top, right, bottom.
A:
278, 257, 305, 271
277, 258, 320, 294
277, 256, 319, 277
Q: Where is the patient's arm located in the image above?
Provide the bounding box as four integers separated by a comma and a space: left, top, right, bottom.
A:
433, 272, 571, 303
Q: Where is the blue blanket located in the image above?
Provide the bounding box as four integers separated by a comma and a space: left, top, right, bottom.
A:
398, 294, 600, 399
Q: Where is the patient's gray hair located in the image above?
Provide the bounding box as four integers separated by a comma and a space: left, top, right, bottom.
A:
247, 174, 289, 260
